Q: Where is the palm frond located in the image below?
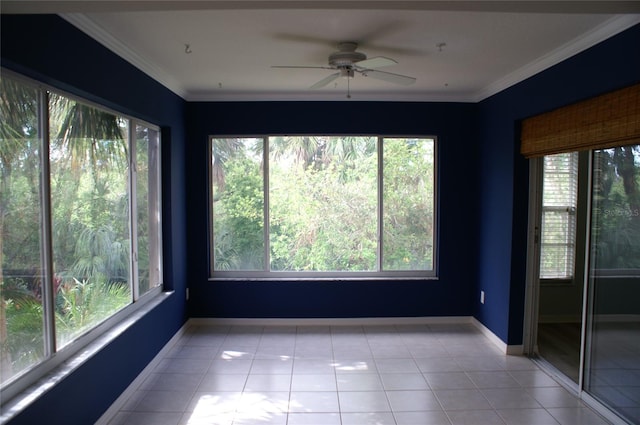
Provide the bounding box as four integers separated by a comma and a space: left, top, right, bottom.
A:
0, 78, 38, 165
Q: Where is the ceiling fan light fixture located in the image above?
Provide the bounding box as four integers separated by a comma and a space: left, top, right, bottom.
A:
340, 68, 355, 79
329, 52, 366, 67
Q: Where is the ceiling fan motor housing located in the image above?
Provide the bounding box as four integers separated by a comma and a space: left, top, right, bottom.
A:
329, 42, 366, 68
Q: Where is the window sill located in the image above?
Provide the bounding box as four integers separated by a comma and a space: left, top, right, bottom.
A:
0, 290, 174, 425
209, 276, 439, 282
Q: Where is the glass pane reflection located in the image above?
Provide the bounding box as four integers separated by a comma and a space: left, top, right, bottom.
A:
586, 144, 640, 424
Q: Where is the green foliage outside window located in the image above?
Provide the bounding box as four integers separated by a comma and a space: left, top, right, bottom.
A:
1, 75, 161, 387
591, 146, 640, 270
211, 136, 435, 275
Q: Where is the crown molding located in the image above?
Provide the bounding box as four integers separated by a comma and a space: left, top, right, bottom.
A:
184, 90, 476, 103
474, 14, 640, 102
61, 13, 188, 99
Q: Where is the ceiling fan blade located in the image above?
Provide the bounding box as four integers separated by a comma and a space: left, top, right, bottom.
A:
362, 69, 416, 86
310, 72, 340, 89
272, 65, 333, 70
355, 56, 397, 69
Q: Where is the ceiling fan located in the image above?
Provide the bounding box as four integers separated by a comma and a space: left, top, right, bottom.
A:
272, 41, 416, 96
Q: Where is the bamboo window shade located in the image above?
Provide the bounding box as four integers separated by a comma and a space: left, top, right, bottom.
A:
521, 83, 640, 158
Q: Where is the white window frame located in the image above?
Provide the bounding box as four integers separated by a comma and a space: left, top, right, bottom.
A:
208, 135, 438, 280
0, 70, 164, 403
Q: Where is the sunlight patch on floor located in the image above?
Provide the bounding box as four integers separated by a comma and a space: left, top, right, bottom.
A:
186, 392, 289, 425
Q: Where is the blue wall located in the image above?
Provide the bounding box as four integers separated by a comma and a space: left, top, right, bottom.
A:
1, 15, 189, 424
476, 23, 640, 344
186, 101, 480, 318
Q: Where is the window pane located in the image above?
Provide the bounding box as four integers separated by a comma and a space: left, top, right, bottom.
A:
212, 137, 265, 271
383, 138, 435, 271
0, 77, 45, 384
590, 146, 640, 271
135, 125, 162, 296
49, 94, 131, 347
540, 152, 578, 279
586, 144, 640, 424
269, 136, 377, 271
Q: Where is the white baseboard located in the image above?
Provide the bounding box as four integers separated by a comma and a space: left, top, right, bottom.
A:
190, 316, 521, 355
188, 316, 474, 327
471, 318, 523, 355
95, 323, 189, 425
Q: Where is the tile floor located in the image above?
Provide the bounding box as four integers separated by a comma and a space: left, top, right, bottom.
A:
106, 322, 612, 425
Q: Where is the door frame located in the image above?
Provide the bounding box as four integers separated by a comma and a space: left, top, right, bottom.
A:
523, 157, 543, 356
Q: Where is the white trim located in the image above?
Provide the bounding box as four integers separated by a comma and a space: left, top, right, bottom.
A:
188, 316, 473, 327
471, 318, 524, 355
523, 157, 543, 355
474, 14, 640, 102
189, 316, 523, 355
185, 90, 475, 103
94, 321, 189, 425
60, 13, 187, 99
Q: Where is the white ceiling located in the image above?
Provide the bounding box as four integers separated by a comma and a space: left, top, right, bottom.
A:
5, 1, 640, 102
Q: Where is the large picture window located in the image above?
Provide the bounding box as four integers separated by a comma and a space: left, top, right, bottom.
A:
0, 72, 162, 395
210, 136, 436, 278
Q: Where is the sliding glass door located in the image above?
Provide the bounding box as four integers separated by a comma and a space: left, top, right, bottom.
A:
531, 144, 640, 423
585, 144, 640, 424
